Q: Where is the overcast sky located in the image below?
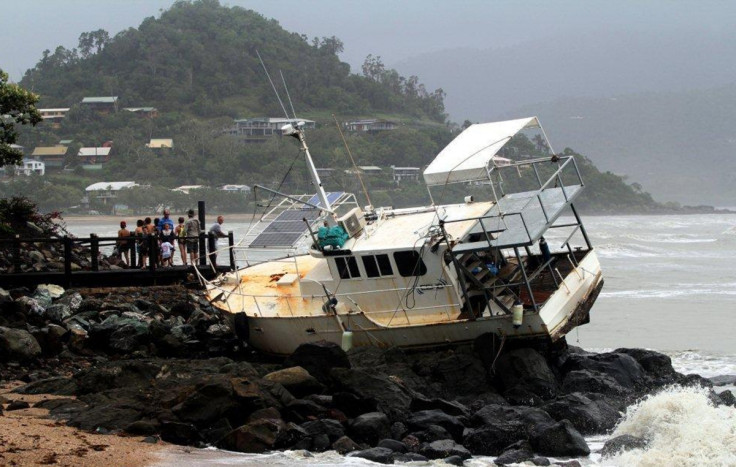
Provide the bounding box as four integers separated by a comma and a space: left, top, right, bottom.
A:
2, 0, 732, 82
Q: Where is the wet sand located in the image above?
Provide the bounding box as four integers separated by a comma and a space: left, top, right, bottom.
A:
0, 382, 171, 466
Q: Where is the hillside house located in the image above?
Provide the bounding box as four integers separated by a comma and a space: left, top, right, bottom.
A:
345, 119, 397, 133
124, 107, 158, 118
85, 181, 137, 205
38, 108, 70, 128
31, 146, 68, 169
172, 185, 206, 194
226, 118, 316, 142
78, 147, 112, 168
391, 165, 421, 183
146, 138, 173, 150
81, 96, 118, 114
220, 184, 251, 193
15, 159, 45, 176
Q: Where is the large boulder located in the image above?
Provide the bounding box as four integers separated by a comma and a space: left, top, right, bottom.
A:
600, 434, 648, 458
495, 348, 558, 401
463, 423, 527, 456
529, 419, 590, 456
109, 321, 151, 353
542, 392, 621, 434
0, 326, 41, 361
284, 341, 350, 383
300, 419, 345, 442
348, 447, 395, 464
616, 348, 677, 384
562, 370, 631, 396
348, 412, 391, 445
43, 304, 71, 324
463, 404, 556, 456
419, 439, 472, 460
561, 351, 647, 390
263, 366, 325, 398
172, 377, 244, 428
331, 368, 413, 422
218, 418, 287, 453
430, 351, 489, 396
410, 396, 470, 417
406, 410, 465, 441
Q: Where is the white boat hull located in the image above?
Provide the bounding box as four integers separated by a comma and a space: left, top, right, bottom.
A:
226, 251, 603, 356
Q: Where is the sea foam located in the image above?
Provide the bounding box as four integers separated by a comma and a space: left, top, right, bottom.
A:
606, 386, 736, 466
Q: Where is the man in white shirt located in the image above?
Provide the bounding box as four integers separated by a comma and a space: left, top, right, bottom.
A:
208, 215, 227, 267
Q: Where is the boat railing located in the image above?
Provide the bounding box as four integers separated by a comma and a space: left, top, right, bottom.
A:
443, 156, 584, 252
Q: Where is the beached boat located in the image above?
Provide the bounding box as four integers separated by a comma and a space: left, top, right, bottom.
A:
205, 117, 603, 355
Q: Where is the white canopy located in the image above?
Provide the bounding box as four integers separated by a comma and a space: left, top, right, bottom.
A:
423, 117, 541, 186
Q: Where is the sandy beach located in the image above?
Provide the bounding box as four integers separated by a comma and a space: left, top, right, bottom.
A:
0, 382, 172, 467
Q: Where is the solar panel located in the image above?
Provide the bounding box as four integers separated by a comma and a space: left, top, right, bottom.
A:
305, 192, 344, 209
248, 203, 324, 248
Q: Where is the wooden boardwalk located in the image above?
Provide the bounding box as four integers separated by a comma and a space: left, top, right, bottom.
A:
0, 264, 232, 289
1, 231, 235, 289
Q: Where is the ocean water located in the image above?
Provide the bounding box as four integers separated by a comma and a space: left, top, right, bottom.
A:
64, 213, 736, 466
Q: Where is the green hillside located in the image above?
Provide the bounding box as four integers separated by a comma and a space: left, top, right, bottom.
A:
7, 0, 667, 215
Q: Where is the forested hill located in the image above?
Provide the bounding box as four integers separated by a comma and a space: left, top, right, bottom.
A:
7, 0, 675, 214
21, 0, 445, 121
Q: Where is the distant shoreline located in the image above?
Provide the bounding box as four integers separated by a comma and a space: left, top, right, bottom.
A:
58, 208, 736, 224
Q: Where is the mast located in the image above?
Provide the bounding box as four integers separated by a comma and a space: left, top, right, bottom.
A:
284, 123, 336, 225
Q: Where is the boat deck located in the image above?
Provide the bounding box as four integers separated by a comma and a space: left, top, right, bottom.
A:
454, 184, 583, 252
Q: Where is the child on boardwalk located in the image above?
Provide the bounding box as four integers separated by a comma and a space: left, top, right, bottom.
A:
160, 239, 174, 267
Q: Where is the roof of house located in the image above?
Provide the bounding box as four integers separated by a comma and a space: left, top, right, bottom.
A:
32, 146, 68, 156
124, 107, 157, 112
82, 96, 118, 104
58, 140, 73, 145
39, 108, 71, 112
85, 181, 137, 191
172, 185, 206, 193
78, 147, 112, 157
146, 138, 173, 148
358, 165, 382, 171
233, 117, 315, 124
220, 184, 251, 191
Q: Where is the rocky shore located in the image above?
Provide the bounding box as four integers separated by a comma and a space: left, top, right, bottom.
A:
1, 284, 734, 466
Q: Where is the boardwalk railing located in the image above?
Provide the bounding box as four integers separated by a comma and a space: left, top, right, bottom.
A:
0, 231, 236, 288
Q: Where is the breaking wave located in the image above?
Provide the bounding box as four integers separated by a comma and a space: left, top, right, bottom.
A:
606, 386, 736, 466
600, 284, 736, 299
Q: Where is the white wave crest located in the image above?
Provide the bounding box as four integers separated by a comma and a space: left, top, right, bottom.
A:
607, 386, 736, 466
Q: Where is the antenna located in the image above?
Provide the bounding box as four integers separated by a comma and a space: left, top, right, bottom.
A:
280, 70, 298, 122
256, 51, 335, 223
255, 50, 290, 121
333, 114, 372, 207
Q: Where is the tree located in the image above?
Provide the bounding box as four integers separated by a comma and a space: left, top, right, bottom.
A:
0, 69, 42, 166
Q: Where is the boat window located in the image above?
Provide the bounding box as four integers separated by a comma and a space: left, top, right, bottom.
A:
334, 256, 361, 279
393, 250, 427, 277
361, 254, 394, 278
377, 254, 393, 276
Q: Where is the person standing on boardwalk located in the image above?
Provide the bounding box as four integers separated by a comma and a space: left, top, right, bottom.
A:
159, 222, 176, 265
135, 219, 147, 268
159, 208, 175, 232
175, 216, 187, 265
116, 221, 131, 267
208, 215, 227, 268
184, 209, 201, 265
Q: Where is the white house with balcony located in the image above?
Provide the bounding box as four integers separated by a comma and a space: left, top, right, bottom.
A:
85, 181, 138, 204
15, 159, 45, 176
